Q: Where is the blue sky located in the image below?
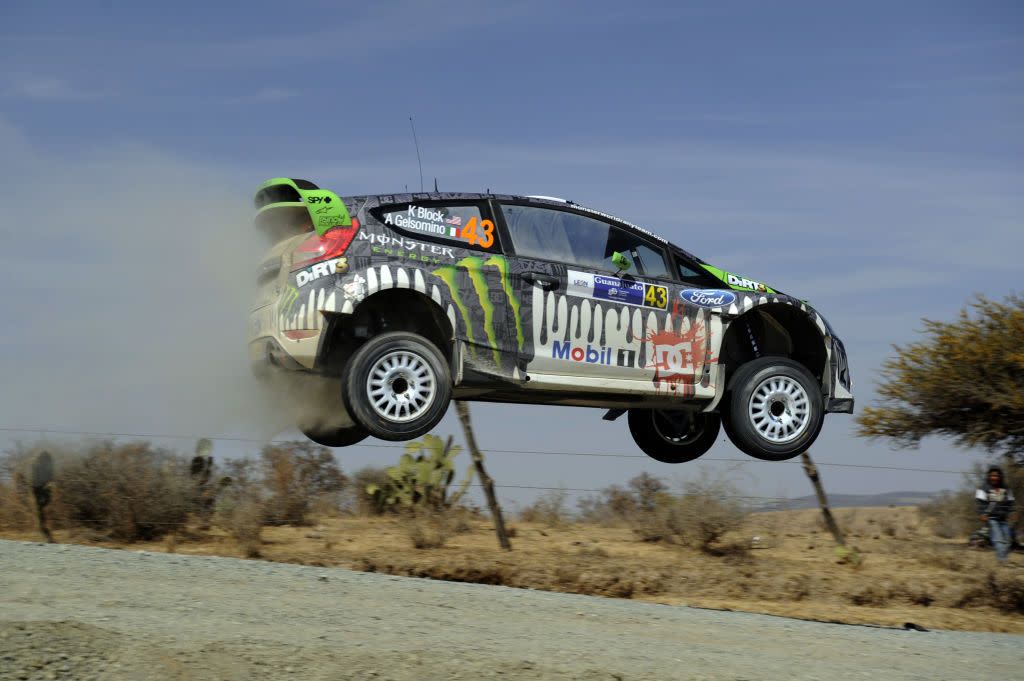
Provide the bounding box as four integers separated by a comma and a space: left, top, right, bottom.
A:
1, 1, 1021, 507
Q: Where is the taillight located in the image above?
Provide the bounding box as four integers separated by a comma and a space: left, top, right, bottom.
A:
291, 218, 359, 270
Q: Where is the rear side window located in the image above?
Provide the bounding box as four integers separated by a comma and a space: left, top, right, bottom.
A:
501, 204, 669, 276
376, 203, 497, 251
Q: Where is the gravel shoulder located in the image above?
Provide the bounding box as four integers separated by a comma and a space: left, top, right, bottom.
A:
0, 540, 1020, 681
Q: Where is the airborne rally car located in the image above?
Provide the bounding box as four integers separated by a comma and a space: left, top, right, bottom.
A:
249, 178, 853, 463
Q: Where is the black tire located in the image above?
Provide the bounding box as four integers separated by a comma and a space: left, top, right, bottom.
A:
342, 331, 452, 441
724, 357, 824, 461
627, 409, 720, 463
300, 424, 369, 448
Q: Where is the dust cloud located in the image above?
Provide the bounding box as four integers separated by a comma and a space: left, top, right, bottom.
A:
0, 116, 301, 445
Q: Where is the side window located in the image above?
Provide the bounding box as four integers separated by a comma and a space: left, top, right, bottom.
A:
501, 204, 669, 276
376, 203, 497, 251
676, 254, 714, 285
633, 244, 670, 278
501, 204, 606, 267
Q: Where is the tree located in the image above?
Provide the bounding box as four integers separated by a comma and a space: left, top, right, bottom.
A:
857, 294, 1024, 461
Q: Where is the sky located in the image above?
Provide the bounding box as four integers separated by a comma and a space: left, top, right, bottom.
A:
1, 0, 1021, 510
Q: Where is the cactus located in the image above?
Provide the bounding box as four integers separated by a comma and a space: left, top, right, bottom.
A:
190, 439, 225, 527
366, 434, 474, 511
30, 450, 55, 543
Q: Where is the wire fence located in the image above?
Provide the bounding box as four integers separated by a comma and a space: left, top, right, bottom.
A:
0, 425, 969, 477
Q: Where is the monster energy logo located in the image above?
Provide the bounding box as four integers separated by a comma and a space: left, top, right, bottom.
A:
433, 256, 523, 367
281, 286, 300, 316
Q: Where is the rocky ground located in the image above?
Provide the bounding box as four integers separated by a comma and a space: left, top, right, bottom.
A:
0, 540, 1020, 680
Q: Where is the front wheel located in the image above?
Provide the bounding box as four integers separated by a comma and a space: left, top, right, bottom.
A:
627, 409, 720, 463
723, 357, 824, 461
342, 331, 452, 441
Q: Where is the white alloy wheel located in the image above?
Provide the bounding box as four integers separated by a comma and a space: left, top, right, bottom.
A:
747, 375, 811, 444
366, 350, 436, 423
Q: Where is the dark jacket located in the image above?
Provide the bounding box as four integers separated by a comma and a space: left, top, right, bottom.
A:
976, 470, 1016, 521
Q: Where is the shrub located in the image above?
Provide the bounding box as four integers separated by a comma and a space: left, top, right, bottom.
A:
630, 473, 748, 552
260, 441, 347, 526
350, 466, 394, 516
519, 488, 569, 526
405, 510, 452, 549
954, 570, 1024, 614
679, 476, 748, 551
577, 473, 667, 525
0, 461, 35, 532
55, 442, 195, 541
0, 445, 50, 532
217, 495, 264, 558
918, 490, 976, 538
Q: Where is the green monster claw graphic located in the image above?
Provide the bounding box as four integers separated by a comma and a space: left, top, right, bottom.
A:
484, 255, 523, 352
457, 256, 501, 366
433, 265, 478, 358
281, 286, 300, 315
433, 255, 523, 368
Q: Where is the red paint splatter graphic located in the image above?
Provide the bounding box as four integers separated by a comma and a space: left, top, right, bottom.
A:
646, 321, 708, 396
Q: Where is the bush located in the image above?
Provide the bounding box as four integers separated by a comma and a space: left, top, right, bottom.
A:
629, 473, 748, 552
55, 442, 195, 541
0, 471, 35, 532
405, 510, 452, 549
954, 570, 1024, 614
216, 495, 263, 558
519, 488, 568, 526
577, 473, 667, 525
260, 441, 347, 526
350, 466, 394, 516
918, 490, 976, 538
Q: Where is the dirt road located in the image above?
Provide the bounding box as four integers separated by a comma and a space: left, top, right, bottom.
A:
0, 540, 1019, 680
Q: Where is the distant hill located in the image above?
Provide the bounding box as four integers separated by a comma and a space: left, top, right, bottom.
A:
757, 491, 942, 511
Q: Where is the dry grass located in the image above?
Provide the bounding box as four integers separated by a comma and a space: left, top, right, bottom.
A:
3, 506, 1023, 633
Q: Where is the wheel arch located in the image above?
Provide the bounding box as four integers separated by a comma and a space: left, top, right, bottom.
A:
316, 288, 455, 376
719, 303, 828, 390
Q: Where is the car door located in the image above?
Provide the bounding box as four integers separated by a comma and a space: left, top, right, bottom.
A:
371, 200, 517, 377
496, 202, 706, 393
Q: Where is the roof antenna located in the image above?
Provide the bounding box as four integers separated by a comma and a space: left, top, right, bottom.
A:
434, 177, 438, 192
409, 116, 424, 192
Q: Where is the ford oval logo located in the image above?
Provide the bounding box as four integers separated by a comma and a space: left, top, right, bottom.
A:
680, 289, 737, 308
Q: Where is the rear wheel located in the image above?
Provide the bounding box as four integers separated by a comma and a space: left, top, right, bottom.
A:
342, 331, 452, 441
300, 424, 369, 448
724, 357, 823, 461
627, 409, 720, 463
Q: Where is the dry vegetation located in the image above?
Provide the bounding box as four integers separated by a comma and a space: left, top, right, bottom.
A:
2, 442, 1022, 634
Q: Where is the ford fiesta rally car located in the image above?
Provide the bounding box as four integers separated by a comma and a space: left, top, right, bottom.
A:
249, 178, 853, 463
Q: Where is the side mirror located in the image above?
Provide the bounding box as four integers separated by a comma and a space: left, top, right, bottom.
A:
611, 251, 632, 272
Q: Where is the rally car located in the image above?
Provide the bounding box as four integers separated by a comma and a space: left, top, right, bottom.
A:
249, 178, 853, 463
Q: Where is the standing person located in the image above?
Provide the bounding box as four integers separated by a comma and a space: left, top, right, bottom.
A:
975, 466, 1016, 563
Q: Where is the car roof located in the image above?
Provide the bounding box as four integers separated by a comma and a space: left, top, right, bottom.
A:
351, 191, 703, 263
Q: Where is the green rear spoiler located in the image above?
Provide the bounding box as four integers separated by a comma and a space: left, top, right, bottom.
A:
253, 177, 351, 237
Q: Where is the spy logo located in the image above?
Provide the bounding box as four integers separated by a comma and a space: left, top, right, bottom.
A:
307, 196, 332, 204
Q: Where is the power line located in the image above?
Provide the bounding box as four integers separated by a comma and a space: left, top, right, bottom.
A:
0, 425, 969, 476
